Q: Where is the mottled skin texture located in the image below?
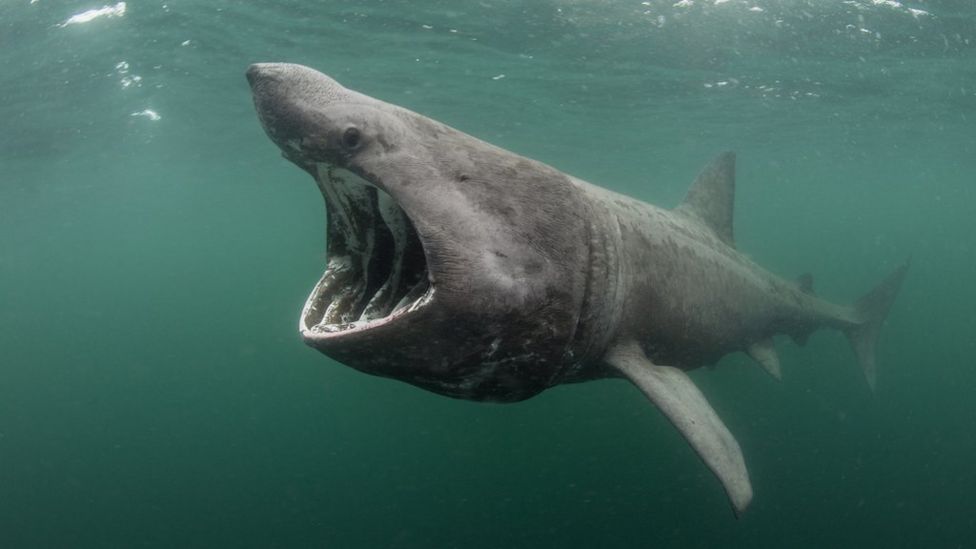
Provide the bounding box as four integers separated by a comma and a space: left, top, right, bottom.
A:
247, 63, 907, 515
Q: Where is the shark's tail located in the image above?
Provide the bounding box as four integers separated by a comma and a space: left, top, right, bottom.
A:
845, 260, 911, 390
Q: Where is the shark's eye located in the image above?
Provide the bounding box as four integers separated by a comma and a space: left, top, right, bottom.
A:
341, 127, 362, 151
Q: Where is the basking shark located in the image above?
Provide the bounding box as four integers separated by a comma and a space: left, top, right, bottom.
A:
246, 63, 908, 515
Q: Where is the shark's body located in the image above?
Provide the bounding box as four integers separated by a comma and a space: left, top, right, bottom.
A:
247, 63, 908, 515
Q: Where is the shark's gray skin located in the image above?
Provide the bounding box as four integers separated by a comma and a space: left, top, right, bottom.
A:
247, 63, 908, 516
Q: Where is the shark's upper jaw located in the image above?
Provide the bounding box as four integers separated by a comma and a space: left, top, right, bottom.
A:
299, 163, 433, 338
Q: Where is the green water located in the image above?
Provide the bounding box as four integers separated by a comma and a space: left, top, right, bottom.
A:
2, 0, 974, 547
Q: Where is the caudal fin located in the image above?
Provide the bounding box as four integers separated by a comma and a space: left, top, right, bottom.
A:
846, 260, 910, 390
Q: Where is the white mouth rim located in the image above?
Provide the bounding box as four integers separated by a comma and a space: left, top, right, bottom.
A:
299, 270, 434, 338
299, 165, 434, 340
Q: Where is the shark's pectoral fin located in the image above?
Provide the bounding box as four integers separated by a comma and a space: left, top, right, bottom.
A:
747, 338, 782, 380
605, 340, 753, 516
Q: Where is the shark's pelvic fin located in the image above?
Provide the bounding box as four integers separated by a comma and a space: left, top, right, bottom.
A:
605, 340, 753, 517
747, 338, 782, 380
676, 152, 736, 247
846, 259, 911, 391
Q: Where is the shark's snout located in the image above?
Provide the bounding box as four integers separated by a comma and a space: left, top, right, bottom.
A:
247, 63, 318, 160
246, 63, 288, 140
246, 63, 302, 122
245, 63, 286, 88
246, 62, 344, 96
246, 62, 350, 155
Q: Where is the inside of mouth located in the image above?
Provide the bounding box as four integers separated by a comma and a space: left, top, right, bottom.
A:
302, 166, 431, 332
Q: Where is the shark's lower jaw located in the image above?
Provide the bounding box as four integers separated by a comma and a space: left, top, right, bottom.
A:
300, 165, 432, 337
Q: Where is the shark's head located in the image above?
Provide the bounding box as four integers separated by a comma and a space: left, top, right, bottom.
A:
247, 63, 602, 401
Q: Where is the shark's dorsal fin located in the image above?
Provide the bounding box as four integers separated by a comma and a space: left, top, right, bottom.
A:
605, 340, 753, 517
676, 152, 736, 247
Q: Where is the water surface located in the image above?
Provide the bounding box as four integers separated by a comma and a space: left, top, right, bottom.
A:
1, 1, 974, 547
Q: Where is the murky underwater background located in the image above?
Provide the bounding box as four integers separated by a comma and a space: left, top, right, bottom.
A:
1, 1, 974, 547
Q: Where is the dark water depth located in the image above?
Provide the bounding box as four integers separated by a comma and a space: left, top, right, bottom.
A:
1, 1, 974, 547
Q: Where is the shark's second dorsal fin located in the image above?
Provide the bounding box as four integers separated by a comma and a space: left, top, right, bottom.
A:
676, 152, 736, 247
797, 273, 815, 295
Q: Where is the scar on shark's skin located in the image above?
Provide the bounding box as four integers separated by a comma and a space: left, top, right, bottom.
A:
247, 63, 909, 516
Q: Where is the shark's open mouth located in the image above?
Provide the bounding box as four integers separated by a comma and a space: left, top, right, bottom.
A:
300, 165, 432, 335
